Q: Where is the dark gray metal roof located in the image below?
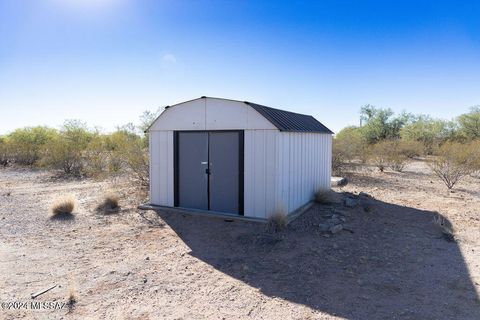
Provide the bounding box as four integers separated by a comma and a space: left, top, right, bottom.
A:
244, 102, 333, 134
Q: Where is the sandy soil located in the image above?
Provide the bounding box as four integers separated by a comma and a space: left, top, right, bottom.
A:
1, 160, 479, 319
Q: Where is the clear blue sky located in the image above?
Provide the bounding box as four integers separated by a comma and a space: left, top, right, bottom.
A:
1, 0, 479, 134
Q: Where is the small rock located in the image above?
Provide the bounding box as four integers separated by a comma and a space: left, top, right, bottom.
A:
331, 177, 348, 186
145, 257, 150, 260
143, 278, 147, 283
319, 223, 330, 232
330, 224, 344, 234
344, 198, 358, 208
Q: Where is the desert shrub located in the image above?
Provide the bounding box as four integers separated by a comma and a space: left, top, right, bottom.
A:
0, 137, 9, 166
266, 210, 287, 233
332, 140, 346, 175
467, 140, 480, 176
4, 126, 57, 165
97, 193, 120, 213
369, 140, 409, 172
315, 189, 335, 204
429, 142, 477, 189
332, 126, 368, 173
400, 116, 453, 154
83, 135, 111, 178
50, 195, 76, 216
40, 121, 93, 176
457, 106, 480, 141
368, 141, 389, 172
397, 140, 424, 158
109, 130, 149, 186
389, 154, 408, 172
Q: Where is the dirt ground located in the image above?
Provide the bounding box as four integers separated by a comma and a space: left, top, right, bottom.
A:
1, 160, 479, 319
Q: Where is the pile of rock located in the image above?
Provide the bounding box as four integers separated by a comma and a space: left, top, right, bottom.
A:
319, 211, 348, 234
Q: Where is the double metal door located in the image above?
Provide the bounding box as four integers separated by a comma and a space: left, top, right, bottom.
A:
175, 131, 243, 215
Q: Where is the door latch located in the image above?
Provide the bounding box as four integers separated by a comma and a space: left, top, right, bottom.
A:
205, 168, 211, 175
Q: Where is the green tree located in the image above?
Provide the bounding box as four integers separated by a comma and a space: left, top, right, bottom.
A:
457, 106, 480, 140
400, 115, 452, 153
359, 105, 412, 143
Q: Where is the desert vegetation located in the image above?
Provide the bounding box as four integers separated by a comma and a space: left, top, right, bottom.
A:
97, 192, 120, 213
266, 210, 287, 232
0, 110, 159, 186
333, 105, 480, 189
50, 195, 76, 217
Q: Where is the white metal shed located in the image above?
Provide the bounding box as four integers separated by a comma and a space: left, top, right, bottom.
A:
147, 96, 333, 220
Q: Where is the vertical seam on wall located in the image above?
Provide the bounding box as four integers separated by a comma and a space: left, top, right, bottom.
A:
264, 131, 267, 218
204, 98, 207, 130
149, 134, 152, 203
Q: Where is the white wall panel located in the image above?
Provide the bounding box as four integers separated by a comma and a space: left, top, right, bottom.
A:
275, 132, 332, 215
149, 131, 174, 206
243, 129, 278, 219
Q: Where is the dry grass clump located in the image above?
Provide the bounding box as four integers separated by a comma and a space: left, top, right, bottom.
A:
50, 195, 76, 217
266, 211, 287, 233
67, 286, 77, 312
97, 192, 120, 213
315, 190, 335, 204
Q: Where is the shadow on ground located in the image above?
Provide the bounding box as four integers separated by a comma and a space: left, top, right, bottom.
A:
154, 193, 480, 319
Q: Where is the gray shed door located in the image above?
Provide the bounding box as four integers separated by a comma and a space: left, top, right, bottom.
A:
209, 132, 239, 214
176, 131, 242, 215
177, 132, 209, 210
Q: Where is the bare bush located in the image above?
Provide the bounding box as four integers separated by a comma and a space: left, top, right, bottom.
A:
368, 142, 389, 172
369, 140, 409, 172
388, 153, 408, 172
429, 142, 477, 190
332, 141, 346, 175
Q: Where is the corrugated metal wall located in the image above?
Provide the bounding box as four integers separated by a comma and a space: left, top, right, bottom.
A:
149, 129, 332, 219
243, 130, 331, 218
149, 131, 174, 206
275, 132, 332, 215
243, 130, 279, 218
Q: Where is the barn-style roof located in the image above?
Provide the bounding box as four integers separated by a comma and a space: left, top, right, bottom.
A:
149, 96, 333, 133
244, 101, 333, 134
